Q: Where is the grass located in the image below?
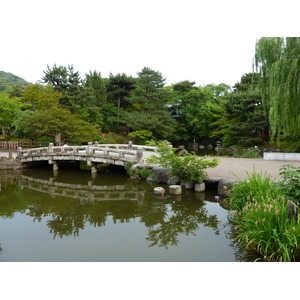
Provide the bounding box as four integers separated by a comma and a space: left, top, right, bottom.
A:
229, 171, 300, 262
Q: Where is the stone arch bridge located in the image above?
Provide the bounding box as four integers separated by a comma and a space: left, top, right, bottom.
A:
17, 142, 158, 173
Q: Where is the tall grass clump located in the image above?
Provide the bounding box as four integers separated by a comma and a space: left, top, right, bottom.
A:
229, 171, 300, 262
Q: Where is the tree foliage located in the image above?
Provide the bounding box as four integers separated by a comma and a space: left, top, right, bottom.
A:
255, 37, 300, 141
0, 93, 23, 135
22, 84, 62, 110
42, 64, 82, 111
19, 106, 101, 142
212, 73, 269, 147
123, 67, 175, 139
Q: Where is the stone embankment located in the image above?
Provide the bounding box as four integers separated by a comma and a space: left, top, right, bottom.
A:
0, 152, 22, 170
131, 164, 235, 196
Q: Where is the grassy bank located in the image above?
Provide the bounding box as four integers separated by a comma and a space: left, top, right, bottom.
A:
228, 167, 300, 262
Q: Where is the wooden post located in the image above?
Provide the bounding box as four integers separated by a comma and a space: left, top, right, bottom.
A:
288, 200, 298, 223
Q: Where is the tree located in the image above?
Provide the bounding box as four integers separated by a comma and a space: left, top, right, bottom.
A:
0, 93, 23, 135
22, 84, 62, 110
42, 64, 81, 111
123, 67, 175, 139
106, 73, 135, 123
205, 83, 231, 97
212, 73, 269, 147
255, 37, 300, 142
172, 80, 196, 93
84, 70, 107, 106
179, 86, 222, 141
18, 106, 101, 142
75, 71, 107, 127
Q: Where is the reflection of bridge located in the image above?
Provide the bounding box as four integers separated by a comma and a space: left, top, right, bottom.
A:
20, 174, 145, 202
17, 142, 158, 173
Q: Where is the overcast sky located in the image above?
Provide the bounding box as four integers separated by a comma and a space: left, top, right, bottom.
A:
1, 0, 297, 87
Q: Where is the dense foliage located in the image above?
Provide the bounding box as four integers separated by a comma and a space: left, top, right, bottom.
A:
2, 40, 300, 150
255, 37, 300, 146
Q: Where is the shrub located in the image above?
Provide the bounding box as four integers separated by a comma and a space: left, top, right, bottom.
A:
146, 140, 219, 183
277, 164, 300, 205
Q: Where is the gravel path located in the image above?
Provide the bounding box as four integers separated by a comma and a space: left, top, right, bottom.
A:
205, 156, 300, 181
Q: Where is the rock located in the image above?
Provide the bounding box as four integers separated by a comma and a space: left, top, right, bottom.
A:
169, 185, 182, 194
204, 177, 221, 189
185, 181, 194, 189
166, 177, 180, 185
152, 166, 171, 183
195, 181, 205, 192
146, 175, 156, 182
0, 157, 23, 170
136, 164, 153, 170
154, 187, 165, 194
204, 177, 221, 184
218, 178, 237, 196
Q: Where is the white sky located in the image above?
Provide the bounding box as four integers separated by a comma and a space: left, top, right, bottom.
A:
1, 0, 298, 87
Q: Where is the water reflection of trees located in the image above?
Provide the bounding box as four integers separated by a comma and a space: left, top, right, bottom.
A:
146, 200, 219, 249
0, 172, 220, 248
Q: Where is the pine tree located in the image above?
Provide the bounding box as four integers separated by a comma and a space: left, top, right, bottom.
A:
123, 67, 175, 139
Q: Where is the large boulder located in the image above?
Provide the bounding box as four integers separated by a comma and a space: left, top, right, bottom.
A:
166, 177, 180, 185
152, 166, 172, 183
218, 178, 237, 197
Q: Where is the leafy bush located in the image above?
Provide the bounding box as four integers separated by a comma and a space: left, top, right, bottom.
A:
124, 162, 134, 176
277, 164, 300, 204
36, 136, 54, 144
146, 140, 219, 183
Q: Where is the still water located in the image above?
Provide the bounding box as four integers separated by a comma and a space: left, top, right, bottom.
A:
0, 166, 243, 262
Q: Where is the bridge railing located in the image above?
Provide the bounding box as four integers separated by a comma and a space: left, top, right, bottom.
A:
93, 142, 158, 152
17, 142, 158, 164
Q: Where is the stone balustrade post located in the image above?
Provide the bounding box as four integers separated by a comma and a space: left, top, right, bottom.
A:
128, 141, 133, 150
48, 143, 54, 154
87, 142, 93, 155
17, 147, 22, 158
135, 147, 143, 164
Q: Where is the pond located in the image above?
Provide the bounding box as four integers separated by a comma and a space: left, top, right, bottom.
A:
0, 166, 248, 262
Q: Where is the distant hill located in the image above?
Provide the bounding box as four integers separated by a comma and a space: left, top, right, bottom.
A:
0, 70, 31, 93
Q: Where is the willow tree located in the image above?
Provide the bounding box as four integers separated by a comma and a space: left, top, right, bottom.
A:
255, 37, 300, 143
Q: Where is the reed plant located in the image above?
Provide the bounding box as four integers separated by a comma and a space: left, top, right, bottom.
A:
229, 172, 300, 262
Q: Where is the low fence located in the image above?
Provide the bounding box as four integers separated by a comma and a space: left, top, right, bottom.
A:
0, 141, 49, 151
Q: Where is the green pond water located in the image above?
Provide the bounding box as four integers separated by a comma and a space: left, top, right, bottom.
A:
0, 166, 248, 262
